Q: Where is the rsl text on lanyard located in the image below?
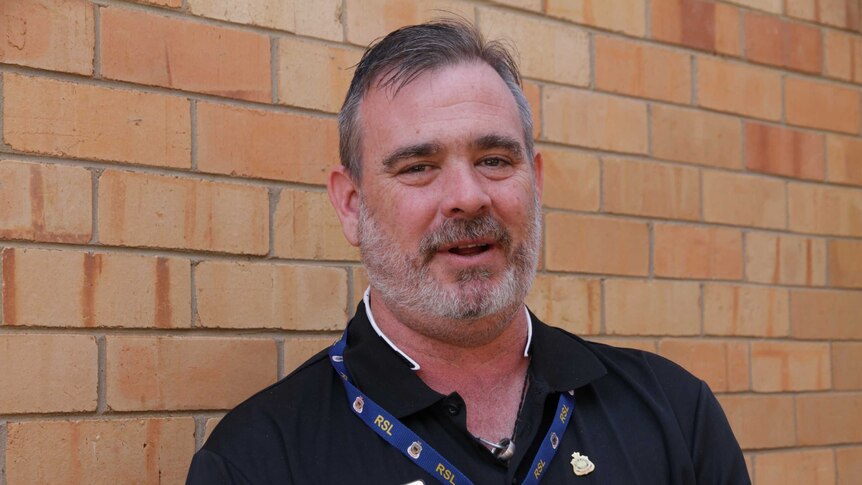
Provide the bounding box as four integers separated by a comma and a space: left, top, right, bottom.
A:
328, 326, 576, 485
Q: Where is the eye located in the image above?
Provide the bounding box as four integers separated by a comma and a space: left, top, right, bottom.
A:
402, 164, 430, 174
479, 157, 510, 168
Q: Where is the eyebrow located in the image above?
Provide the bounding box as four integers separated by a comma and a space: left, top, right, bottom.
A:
381, 142, 443, 168
473, 134, 525, 158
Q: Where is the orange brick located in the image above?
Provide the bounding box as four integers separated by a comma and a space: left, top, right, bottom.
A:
523, 81, 542, 140
545, 213, 649, 276
604, 279, 701, 335
0, 334, 96, 413
188, 0, 293, 30
539, 148, 600, 211
650, 0, 741, 55
755, 449, 836, 485
697, 57, 782, 121
658, 339, 750, 392
785, 77, 861, 134
745, 232, 827, 286
0, 0, 94, 74
654, 224, 743, 280
603, 157, 700, 220
100, 7, 270, 102
479, 8, 590, 86
726, 0, 782, 13
284, 337, 333, 374
543, 87, 648, 154
819, 0, 861, 30
788, 183, 862, 237
196, 261, 348, 330
595, 36, 690, 103
5, 418, 194, 484
196, 103, 337, 185
745, 122, 825, 180
651, 104, 743, 169
786, 0, 817, 21
797, 393, 862, 445
704, 284, 790, 337
3, 74, 190, 168
273, 189, 359, 261
545, 0, 646, 36
106, 336, 276, 411
526, 275, 601, 335
717, 395, 795, 449
2, 248, 190, 328
0, 161, 91, 243
824, 30, 856, 80
837, 447, 862, 485
751, 341, 831, 391
703, 171, 786, 229
829, 240, 862, 287
791, 289, 862, 339
827, 135, 862, 186
344, 0, 475, 47
833, 342, 862, 390
744, 13, 822, 73
276, 37, 360, 113
587, 337, 657, 353
98, 170, 268, 254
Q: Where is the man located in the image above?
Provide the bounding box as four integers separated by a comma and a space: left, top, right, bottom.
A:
187, 20, 749, 484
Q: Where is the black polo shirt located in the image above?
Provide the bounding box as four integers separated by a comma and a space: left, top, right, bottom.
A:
187, 303, 749, 484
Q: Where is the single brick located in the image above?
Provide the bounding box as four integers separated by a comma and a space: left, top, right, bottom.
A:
542, 87, 648, 154
526, 275, 601, 335
545, 213, 649, 276
833, 342, 862, 390
785, 0, 816, 20
703, 284, 790, 337
745, 232, 827, 286
277, 37, 360, 113
0, 0, 94, 74
745, 122, 825, 180
755, 449, 836, 485
744, 12, 822, 73
0, 334, 96, 413
725, 0, 781, 13
188, 0, 293, 30
295, 0, 344, 41
0, 160, 91, 243
273, 189, 359, 261
791, 289, 862, 339
837, 447, 862, 485
696, 56, 782, 121
479, 8, 590, 86
797, 393, 862, 445
826, 135, 862, 186
100, 7, 270, 102
98, 170, 269, 254
829, 239, 862, 288
823, 29, 857, 81
196, 102, 337, 185
651, 104, 743, 169
604, 279, 701, 336
602, 157, 700, 220
344, 0, 475, 47
106, 336, 276, 411
539, 148, 600, 212
818, 0, 861, 30
5, 418, 194, 484
545, 0, 646, 36
594, 35, 690, 103
3, 74, 190, 168
717, 395, 796, 449
2, 248, 190, 328
284, 337, 334, 375
650, 0, 741, 55
785, 77, 861, 134
702, 170, 786, 229
654, 224, 743, 280
751, 341, 831, 391
658, 339, 750, 392
788, 183, 862, 237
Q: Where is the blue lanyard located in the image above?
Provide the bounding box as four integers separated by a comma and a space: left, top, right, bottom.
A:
328, 326, 575, 485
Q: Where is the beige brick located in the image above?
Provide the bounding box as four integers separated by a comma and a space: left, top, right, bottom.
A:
524, 81, 542, 140
587, 337, 657, 353
791, 289, 862, 339
3, 74, 190, 168
539, 148, 600, 211
697, 57, 782, 121
344, 0, 475, 47
352, 265, 369, 306
5, 418, 194, 485
755, 449, 836, 485
277, 37, 360, 113
273, 189, 359, 261
725, 0, 781, 13
0, 334, 96, 413
745, 122, 825, 180
751, 341, 831, 392
827, 135, 862, 187
702, 171, 786, 229
196, 103, 337, 185
829, 240, 862, 288
605, 279, 701, 336
650, 0, 741, 56
100, 7, 270, 102
797, 393, 862, 445
786, 0, 817, 20
204, 416, 223, 442
98, 170, 268, 254
545, 213, 649, 276
543, 87, 648, 154
832, 342, 862, 390
717, 395, 795, 449
106, 336, 276, 411
818, 0, 861, 30
837, 447, 862, 485
788, 183, 862, 237
487, 0, 542, 11
658, 339, 749, 392
525, 275, 601, 335
745, 232, 827, 286
295, 0, 344, 41
0, 161, 91, 243
704, 284, 789, 337
651, 104, 743, 169
824, 29, 856, 81
744, 13, 822, 73
603, 157, 700, 220
546, 0, 646, 36
785, 77, 861, 134
2, 248, 190, 328
0, 0, 94, 74
188, 0, 293, 30
654, 224, 743, 280
595, 35, 690, 103
284, 337, 334, 374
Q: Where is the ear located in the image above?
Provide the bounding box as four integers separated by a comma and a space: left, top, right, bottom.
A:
532, 150, 544, 199
327, 165, 361, 247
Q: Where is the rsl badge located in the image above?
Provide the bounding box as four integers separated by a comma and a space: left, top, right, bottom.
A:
570, 452, 595, 476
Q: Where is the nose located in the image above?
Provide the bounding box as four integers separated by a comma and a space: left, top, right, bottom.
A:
440, 163, 491, 218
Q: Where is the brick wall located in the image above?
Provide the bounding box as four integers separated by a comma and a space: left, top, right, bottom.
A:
1, 0, 860, 483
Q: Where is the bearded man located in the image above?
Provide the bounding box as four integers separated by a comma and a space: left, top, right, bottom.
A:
187, 20, 749, 485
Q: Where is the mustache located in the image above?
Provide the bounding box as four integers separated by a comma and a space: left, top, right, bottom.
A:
418, 215, 512, 263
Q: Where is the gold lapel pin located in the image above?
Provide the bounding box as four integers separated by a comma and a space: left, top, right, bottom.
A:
570, 452, 595, 476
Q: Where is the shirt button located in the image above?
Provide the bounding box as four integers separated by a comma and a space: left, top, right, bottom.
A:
446, 402, 460, 416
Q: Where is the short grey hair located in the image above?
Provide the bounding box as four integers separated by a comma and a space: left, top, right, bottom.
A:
338, 18, 534, 181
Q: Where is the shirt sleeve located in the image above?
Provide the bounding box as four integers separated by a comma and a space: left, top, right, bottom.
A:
186, 448, 254, 485
690, 380, 751, 484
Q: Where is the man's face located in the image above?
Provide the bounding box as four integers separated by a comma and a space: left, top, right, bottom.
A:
355, 62, 542, 344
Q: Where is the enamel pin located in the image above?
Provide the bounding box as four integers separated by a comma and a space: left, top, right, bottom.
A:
570, 452, 595, 476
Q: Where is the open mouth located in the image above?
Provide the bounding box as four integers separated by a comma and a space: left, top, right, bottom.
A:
445, 242, 494, 257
